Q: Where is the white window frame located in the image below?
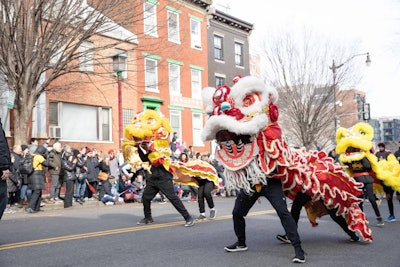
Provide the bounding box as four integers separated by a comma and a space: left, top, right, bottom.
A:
215, 74, 226, 88
167, 10, 180, 43
190, 18, 201, 49
214, 35, 223, 61
145, 58, 159, 92
169, 63, 181, 96
170, 110, 182, 141
192, 113, 203, 147
144, 2, 157, 37
79, 41, 94, 72
191, 69, 202, 99
51, 102, 111, 142
234, 42, 244, 67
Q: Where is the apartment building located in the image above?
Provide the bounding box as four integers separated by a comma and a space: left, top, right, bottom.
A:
207, 8, 254, 88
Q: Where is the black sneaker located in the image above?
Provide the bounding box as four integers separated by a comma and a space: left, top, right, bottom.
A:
350, 234, 360, 242
292, 249, 306, 263
224, 242, 248, 252
377, 217, 384, 227
292, 255, 306, 263
276, 234, 291, 244
137, 217, 154, 225
185, 216, 195, 227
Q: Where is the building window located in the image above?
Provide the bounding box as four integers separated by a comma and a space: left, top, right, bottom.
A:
49, 102, 111, 141
214, 35, 223, 60
79, 41, 94, 72
190, 18, 201, 49
191, 69, 202, 99
170, 110, 182, 141
234, 42, 243, 66
122, 109, 135, 131
144, 2, 157, 36
169, 63, 180, 95
192, 113, 203, 146
168, 10, 180, 43
49, 102, 59, 126
145, 58, 158, 92
215, 76, 225, 87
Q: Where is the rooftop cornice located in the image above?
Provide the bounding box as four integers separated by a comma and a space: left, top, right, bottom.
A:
211, 9, 254, 33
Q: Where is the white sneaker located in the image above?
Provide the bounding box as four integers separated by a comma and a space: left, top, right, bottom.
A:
4, 208, 16, 214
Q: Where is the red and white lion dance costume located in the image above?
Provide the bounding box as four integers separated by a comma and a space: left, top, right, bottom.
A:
201, 76, 372, 241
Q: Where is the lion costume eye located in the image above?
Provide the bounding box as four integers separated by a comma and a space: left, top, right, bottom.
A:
243, 93, 260, 107
353, 122, 373, 141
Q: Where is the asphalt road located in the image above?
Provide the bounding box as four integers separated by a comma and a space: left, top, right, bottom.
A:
0, 197, 399, 267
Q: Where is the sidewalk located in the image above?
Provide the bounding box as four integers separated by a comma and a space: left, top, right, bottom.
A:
4, 197, 108, 214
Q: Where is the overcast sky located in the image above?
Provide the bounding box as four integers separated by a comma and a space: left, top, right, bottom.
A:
213, 0, 400, 118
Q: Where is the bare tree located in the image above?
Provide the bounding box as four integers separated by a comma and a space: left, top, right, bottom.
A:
0, 0, 144, 144
260, 31, 364, 150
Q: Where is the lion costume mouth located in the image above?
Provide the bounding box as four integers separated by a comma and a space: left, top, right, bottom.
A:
215, 130, 257, 171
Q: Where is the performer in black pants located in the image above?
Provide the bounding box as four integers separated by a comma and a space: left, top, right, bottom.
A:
137, 143, 194, 227
276, 192, 359, 244
224, 178, 306, 263
195, 178, 216, 220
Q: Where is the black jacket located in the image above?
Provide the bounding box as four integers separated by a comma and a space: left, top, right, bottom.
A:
0, 118, 10, 173
85, 156, 100, 182
138, 145, 172, 180
62, 158, 76, 182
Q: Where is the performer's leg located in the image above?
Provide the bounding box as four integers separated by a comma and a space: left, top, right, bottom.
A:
265, 179, 304, 259
159, 179, 191, 220
232, 189, 259, 246
364, 183, 381, 218
291, 193, 311, 225
384, 185, 394, 217
141, 180, 159, 219
203, 181, 215, 209
357, 186, 366, 211
197, 183, 206, 214
327, 207, 357, 239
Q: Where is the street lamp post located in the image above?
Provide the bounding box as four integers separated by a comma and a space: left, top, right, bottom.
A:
329, 52, 371, 131
113, 53, 127, 150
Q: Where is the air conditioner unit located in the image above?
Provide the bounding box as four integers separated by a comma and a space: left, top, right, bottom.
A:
49, 126, 62, 139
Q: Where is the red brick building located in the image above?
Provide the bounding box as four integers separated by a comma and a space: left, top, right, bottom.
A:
124, 0, 212, 153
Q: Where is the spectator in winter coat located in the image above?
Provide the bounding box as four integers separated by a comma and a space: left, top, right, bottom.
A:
26, 145, 49, 213
48, 142, 63, 202
74, 149, 87, 204
5, 146, 23, 213
107, 149, 120, 181
85, 148, 100, 199
61, 146, 77, 208
19, 145, 32, 205
9, 145, 23, 209
99, 176, 117, 205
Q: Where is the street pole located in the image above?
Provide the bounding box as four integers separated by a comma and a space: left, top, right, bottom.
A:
117, 71, 123, 151
329, 60, 342, 132
329, 52, 371, 132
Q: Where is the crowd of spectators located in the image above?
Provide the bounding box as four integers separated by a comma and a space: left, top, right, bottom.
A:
3, 133, 231, 214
